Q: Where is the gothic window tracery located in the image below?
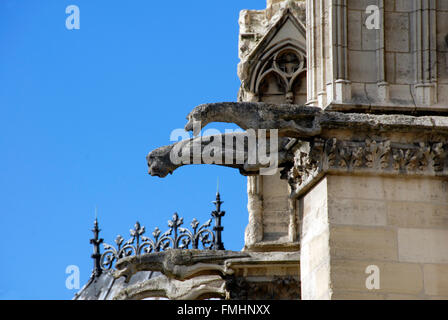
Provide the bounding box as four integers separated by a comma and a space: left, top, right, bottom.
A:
253, 46, 306, 104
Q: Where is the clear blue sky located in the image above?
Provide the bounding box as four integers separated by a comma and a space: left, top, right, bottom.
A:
0, 0, 267, 300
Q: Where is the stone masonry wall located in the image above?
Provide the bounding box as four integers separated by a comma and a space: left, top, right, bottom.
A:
301, 175, 448, 299
262, 173, 291, 242
306, 0, 448, 110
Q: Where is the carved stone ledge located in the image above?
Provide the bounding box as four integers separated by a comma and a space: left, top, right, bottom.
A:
224, 251, 300, 300
287, 136, 448, 199
113, 250, 300, 300
114, 275, 226, 300
225, 276, 300, 300
244, 241, 300, 252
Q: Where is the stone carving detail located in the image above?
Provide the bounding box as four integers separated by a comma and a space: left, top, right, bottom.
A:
238, 2, 307, 103
365, 139, 391, 170
254, 48, 306, 103
225, 276, 300, 300
114, 275, 226, 301
244, 176, 264, 249
287, 137, 448, 197
147, 132, 294, 178
114, 249, 248, 283
184, 102, 322, 138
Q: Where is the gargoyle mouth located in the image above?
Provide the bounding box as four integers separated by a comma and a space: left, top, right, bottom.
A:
184, 119, 202, 136
148, 168, 173, 178
184, 120, 193, 132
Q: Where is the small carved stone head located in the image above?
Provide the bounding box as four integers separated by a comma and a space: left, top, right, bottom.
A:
285, 91, 294, 104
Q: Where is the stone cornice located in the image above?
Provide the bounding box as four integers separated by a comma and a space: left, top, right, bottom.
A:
287, 135, 448, 199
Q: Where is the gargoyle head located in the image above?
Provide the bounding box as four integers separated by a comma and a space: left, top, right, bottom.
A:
114, 259, 135, 283
146, 145, 177, 178
185, 105, 207, 136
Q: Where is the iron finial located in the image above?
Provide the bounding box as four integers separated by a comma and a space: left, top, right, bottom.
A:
212, 191, 225, 250
90, 213, 103, 278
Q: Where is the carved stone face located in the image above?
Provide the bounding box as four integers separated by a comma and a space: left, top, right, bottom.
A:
285, 92, 294, 104
185, 114, 202, 136
146, 148, 173, 178
184, 114, 194, 132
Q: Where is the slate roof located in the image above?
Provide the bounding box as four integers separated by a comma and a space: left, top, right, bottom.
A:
73, 271, 160, 300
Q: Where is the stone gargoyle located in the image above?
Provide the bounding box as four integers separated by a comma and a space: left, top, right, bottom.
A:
114, 249, 249, 283
114, 275, 226, 300
148, 101, 448, 179
146, 132, 296, 178
184, 102, 323, 137
184, 102, 448, 137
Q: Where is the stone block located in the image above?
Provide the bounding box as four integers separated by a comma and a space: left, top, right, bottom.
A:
263, 197, 289, 211
385, 12, 410, 52
361, 12, 377, 51
332, 291, 385, 300
395, 0, 414, 12
262, 173, 289, 198
314, 261, 332, 300
398, 228, 448, 263
387, 202, 448, 229
328, 198, 387, 226
437, 84, 448, 105
437, 12, 448, 53
350, 82, 369, 103
330, 226, 398, 261
301, 205, 329, 245
347, 0, 379, 11
423, 264, 448, 296
366, 83, 380, 102
331, 260, 423, 295
395, 53, 414, 83
386, 294, 421, 300
348, 50, 378, 83
301, 178, 328, 241
437, 57, 448, 84
383, 178, 448, 203
438, 0, 448, 11
384, 0, 395, 11
301, 260, 331, 300
300, 231, 330, 277
386, 52, 395, 83
327, 176, 385, 200
348, 10, 362, 50
388, 84, 413, 103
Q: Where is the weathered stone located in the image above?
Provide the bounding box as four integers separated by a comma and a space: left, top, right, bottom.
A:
146, 131, 294, 178
184, 102, 448, 139
331, 260, 423, 295
423, 264, 448, 296
387, 202, 448, 229
398, 228, 448, 263
114, 250, 249, 282
328, 198, 387, 226
114, 275, 226, 300
330, 226, 398, 261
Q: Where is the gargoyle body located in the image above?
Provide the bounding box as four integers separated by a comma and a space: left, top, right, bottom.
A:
148, 102, 447, 178
114, 249, 249, 283
185, 102, 323, 137
146, 132, 295, 178
114, 275, 226, 300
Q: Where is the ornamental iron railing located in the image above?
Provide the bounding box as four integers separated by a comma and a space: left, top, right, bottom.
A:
88, 192, 225, 276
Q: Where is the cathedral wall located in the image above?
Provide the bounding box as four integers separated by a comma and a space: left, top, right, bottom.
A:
300, 174, 448, 299
299, 177, 331, 299
306, 0, 448, 111
262, 173, 291, 242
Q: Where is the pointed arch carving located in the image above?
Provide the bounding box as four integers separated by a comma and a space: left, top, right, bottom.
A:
238, 10, 307, 104
251, 40, 307, 101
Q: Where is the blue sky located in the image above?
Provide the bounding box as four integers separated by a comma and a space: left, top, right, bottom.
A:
0, 0, 267, 300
